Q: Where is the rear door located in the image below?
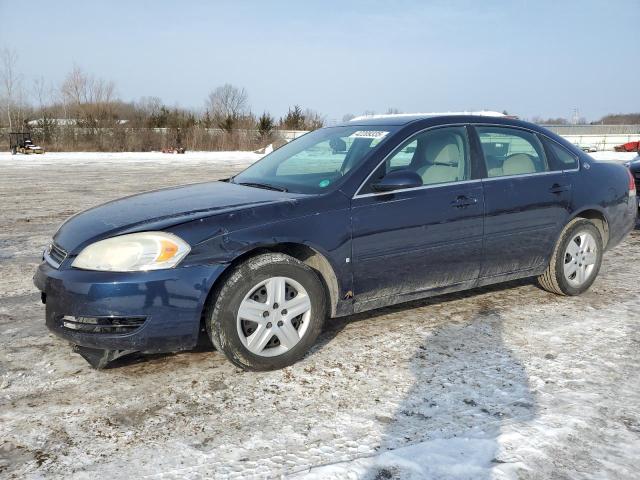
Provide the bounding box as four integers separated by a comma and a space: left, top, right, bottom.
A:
472, 125, 571, 280
351, 126, 484, 306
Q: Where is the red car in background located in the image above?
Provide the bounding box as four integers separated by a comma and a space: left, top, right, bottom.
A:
615, 141, 640, 152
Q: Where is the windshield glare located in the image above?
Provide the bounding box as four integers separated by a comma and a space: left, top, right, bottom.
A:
233, 126, 394, 194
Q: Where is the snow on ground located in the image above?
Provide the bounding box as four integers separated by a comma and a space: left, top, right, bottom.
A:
0, 150, 263, 167
0, 149, 636, 169
588, 151, 638, 163
0, 155, 639, 479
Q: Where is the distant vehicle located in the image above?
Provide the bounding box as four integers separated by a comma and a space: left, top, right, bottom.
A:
161, 147, 186, 154
625, 156, 640, 205
161, 128, 185, 154
580, 145, 598, 153
9, 132, 45, 154
615, 141, 640, 153
34, 114, 637, 370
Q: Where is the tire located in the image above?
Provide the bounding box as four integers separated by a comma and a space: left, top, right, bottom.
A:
538, 218, 603, 296
10, 147, 16, 155
206, 253, 327, 371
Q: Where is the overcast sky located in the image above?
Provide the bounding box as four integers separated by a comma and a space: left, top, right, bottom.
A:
1, 0, 638, 122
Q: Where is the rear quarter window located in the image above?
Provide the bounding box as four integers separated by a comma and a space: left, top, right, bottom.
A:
542, 137, 579, 170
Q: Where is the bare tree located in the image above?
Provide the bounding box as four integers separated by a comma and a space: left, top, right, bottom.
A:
303, 108, 325, 130
1, 48, 21, 129
32, 75, 56, 113
206, 83, 248, 121
597, 113, 640, 124
60, 66, 117, 128
60, 66, 89, 105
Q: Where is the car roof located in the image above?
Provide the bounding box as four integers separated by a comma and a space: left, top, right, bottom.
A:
342, 111, 510, 127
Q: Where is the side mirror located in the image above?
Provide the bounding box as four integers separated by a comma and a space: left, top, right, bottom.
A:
372, 170, 423, 192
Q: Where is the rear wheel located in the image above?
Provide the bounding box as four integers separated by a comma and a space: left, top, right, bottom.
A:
10, 147, 16, 155
538, 219, 603, 295
206, 253, 327, 370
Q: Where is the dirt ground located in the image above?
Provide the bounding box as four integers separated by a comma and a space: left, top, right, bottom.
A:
0, 154, 639, 479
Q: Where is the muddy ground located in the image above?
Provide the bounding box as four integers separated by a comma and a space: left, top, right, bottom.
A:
0, 154, 639, 479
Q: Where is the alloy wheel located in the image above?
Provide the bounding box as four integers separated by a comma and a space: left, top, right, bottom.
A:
563, 231, 598, 287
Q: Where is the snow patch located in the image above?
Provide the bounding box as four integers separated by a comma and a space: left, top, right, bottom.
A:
0, 150, 264, 167
588, 151, 638, 163
293, 437, 500, 480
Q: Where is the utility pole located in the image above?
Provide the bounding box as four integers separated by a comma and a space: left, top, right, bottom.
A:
572, 107, 580, 125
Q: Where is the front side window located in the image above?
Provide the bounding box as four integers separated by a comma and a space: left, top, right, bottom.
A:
233, 126, 394, 194
362, 126, 470, 193
477, 126, 549, 178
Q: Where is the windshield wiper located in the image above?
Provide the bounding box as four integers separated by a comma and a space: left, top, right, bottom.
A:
237, 182, 288, 192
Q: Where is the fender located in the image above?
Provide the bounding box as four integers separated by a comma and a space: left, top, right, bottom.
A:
173, 208, 353, 318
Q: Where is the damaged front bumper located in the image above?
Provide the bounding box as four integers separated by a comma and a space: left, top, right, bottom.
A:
33, 261, 225, 366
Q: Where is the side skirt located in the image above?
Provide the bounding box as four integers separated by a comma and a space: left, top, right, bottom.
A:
349, 266, 545, 316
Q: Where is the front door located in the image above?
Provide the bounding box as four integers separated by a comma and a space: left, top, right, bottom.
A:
351, 126, 484, 307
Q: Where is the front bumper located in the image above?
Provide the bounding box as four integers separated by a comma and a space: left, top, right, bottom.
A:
34, 261, 225, 353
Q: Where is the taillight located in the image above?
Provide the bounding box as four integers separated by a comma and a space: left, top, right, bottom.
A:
628, 169, 636, 196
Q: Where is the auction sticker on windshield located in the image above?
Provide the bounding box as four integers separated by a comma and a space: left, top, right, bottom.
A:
349, 130, 389, 139
349, 130, 389, 146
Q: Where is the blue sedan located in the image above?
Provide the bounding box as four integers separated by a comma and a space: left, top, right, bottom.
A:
34, 114, 638, 370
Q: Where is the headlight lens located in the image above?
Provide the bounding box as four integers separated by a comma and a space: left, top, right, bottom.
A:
72, 232, 190, 272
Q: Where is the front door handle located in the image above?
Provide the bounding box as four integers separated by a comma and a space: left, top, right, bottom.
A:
549, 183, 571, 194
450, 195, 478, 208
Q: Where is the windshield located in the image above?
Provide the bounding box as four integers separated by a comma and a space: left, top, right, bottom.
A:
232, 126, 395, 194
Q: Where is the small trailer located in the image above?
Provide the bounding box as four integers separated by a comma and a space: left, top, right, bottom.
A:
9, 132, 45, 155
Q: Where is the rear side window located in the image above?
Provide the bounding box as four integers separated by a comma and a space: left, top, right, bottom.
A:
477, 126, 549, 178
542, 138, 579, 170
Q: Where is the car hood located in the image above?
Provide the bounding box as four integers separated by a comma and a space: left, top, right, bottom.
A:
53, 181, 300, 253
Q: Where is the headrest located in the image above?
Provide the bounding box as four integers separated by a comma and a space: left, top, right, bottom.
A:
424, 133, 460, 166
502, 154, 536, 175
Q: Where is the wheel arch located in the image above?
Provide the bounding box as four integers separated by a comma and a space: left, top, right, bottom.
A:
202, 242, 341, 327
569, 207, 610, 249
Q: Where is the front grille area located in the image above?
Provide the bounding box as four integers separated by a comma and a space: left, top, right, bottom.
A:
58, 315, 147, 334
46, 242, 67, 268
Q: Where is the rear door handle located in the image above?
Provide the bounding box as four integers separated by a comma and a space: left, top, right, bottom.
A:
450, 195, 478, 208
549, 183, 571, 194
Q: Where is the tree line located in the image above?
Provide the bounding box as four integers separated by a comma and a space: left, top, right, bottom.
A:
0, 49, 325, 151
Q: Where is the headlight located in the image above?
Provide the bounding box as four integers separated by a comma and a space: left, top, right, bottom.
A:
72, 232, 190, 272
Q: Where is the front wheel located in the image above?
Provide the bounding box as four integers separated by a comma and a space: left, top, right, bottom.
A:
538, 219, 603, 296
206, 253, 327, 370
